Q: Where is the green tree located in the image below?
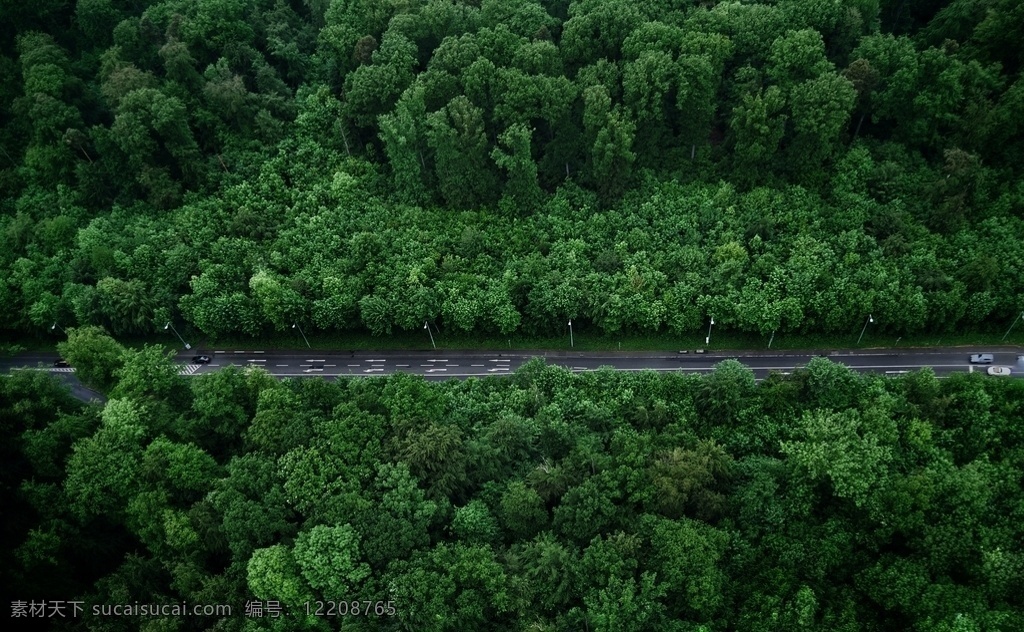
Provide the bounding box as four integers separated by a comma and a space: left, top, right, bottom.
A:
491, 122, 543, 214
293, 524, 371, 599
56, 325, 126, 393
427, 95, 498, 209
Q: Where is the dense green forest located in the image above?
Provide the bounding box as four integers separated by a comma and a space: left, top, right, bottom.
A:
3, 349, 1024, 630
1, 0, 1023, 342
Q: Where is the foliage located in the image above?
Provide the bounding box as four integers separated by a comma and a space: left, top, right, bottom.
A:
3, 359, 1024, 629
0, 0, 1022, 343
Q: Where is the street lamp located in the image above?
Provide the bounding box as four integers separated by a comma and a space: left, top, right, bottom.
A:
568, 319, 574, 348
768, 329, 776, 349
706, 316, 714, 347
292, 323, 310, 349
1002, 311, 1024, 342
424, 321, 435, 349
164, 321, 191, 350
50, 322, 65, 334
857, 314, 874, 346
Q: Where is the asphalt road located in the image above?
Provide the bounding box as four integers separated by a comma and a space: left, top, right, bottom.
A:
5, 347, 1023, 393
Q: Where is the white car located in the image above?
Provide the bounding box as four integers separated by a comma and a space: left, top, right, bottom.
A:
986, 366, 1012, 377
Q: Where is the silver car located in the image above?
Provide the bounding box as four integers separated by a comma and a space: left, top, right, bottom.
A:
969, 354, 994, 364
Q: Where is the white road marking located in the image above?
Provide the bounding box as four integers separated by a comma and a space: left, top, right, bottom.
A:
303, 368, 323, 373
427, 368, 448, 373
234, 351, 245, 354
427, 359, 448, 362
348, 364, 360, 367
254, 351, 264, 353
489, 359, 510, 363
276, 364, 289, 367
214, 351, 225, 354
448, 364, 460, 367
364, 368, 384, 373
471, 364, 484, 367
420, 364, 434, 367
367, 359, 385, 363
307, 359, 325, 363
325, 364, 336, 367
248, 359, 266, 363
488, 367, 510, 372
396, 364, 409, 367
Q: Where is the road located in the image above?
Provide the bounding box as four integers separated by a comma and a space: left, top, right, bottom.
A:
4, 348, 1023, 398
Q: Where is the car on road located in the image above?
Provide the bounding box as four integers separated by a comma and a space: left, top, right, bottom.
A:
969, 353, 994, 364
986, 366, 1012, 377
192, 355, 211, 364
53, 359, 70, 367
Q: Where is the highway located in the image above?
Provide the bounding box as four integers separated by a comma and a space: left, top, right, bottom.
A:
4, 348, 1023, 390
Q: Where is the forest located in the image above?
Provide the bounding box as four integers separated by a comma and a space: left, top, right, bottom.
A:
3, 347, 1024, 630
1, 0, 1023, 342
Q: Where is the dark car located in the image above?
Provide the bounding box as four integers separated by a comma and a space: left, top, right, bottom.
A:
53, 359, 70, 367
192, 355, 211, 364
969, 353, 994, 364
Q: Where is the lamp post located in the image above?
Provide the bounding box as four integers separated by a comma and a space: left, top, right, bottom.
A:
857, 314, 874, 346
768, 329, 775, 349
164, 321, 191, 350
706, 316, 714, 347
424, 321, 435, 349
568, 320, 574, 348
50, 322, 65, 334
1002, 311, 1024, 342
292, 323, 310, 349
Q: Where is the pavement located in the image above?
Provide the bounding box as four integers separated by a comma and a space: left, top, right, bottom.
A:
3, 348, 1022, 403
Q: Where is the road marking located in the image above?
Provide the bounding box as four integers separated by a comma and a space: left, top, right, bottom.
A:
427, 368, 448, 373
234, 351, 245, 354
396, 364, 409, 367
303, 368, 323, 373
248, 359, 266, 363
364, 368, 384, 373
448, 364, 460, 367
420, 364, 434, 367
325, 364, 336, 367
214, 351, 225, 354
427, 359, 448, 362
471, 364, 484, 367
254, 351, 264, 353
367, 359, 386, 363
488, 367, 510, 372
307, 359, 325, 363
573, 366, 588, 370
276, 364, 289, 367
348, 364, 360, 367
489, 359, 510, 363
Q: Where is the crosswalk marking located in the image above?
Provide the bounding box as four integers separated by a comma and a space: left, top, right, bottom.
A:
178, 364, 203, 376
